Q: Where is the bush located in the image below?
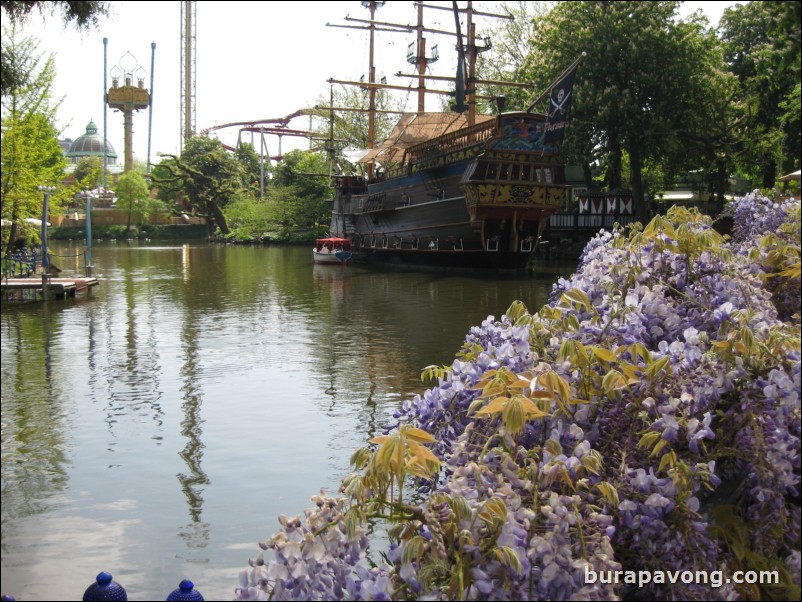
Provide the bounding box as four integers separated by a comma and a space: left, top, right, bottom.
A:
235, 195, 801, 601
49, 224, 209, 241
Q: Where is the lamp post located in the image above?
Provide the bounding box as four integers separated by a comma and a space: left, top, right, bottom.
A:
84, 189, 94, 276
37, 185, 56, 299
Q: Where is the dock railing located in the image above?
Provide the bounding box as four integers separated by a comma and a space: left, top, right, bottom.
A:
2, 249, 39, 280
3, 248, 93, 279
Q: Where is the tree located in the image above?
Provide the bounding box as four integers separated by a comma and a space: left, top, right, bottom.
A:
235, 142, 267, 198
267, 149, 331, 237
720, 1, 801, 187
1, 1, 110, 93
1, 28, 65, 253
0, 1, 109, 26
312, 82, 405, 174
72, 156, 103, 189
476, 1, 554, 112
527, 1, 734, 220
150, 137, 244, 236
114, 170, 150, 232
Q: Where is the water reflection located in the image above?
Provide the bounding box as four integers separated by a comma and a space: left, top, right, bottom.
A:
177, 300, 210, 547
1, 307, 70, 530
106, 254, 165, 429
0, 241, 577, 600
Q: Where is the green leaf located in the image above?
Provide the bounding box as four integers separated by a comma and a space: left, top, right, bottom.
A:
602, 369, 627, 394
478, 498, 508, 525
403, 427, 436, 443
595, 481, 620, 507
494, 546, 523, 575
645, 356, 671, 380
475, 396, 510, 415
562, 288, 592, 310
638, 431, 661, 450
401, 535, 427, 565
591, 345, 617, 363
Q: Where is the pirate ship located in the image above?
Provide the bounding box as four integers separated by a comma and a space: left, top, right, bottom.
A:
325, 1, 580, 271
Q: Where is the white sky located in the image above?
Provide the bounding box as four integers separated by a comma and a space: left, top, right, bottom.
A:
3, 0, 737, 166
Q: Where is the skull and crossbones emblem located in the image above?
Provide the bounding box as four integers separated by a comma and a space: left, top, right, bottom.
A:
550, 87, 571, 116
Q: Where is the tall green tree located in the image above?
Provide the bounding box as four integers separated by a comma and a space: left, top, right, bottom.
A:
528, 1, 732, 219
1, 1, 110, 93
476, 0, 554, 112
1, 28, 65, 252
267, 149, 331, 237
235, 142, 266, 198
719, 1, 801, 186
115, 170, 150, 232
72, 156, 103, 190
151, 137, 244, 236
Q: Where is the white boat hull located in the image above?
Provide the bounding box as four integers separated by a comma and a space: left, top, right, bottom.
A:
312, 249, 351, 265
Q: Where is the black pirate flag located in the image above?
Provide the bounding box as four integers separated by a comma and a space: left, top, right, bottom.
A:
544, 64, 578, 145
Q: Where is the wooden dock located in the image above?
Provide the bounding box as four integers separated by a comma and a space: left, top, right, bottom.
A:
1, 277, 100, 302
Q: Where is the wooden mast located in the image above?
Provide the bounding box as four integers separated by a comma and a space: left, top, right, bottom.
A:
365, 1, 384, 179
416, 2, 426, 114
327, 2, 520, 179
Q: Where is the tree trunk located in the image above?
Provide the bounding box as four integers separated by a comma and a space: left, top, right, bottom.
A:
712, 158, 728, 216
583, 162, 594, 189
209, 201, 230, 236
630, 145, 649, 223
762, 158, 776, 190
607, 140, 623, 191
5, 203, 22, 254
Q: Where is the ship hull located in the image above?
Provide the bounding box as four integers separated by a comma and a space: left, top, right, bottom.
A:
328, 112, 567, 272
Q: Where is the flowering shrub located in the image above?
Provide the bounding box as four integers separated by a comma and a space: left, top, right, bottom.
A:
235, 194, 800, 601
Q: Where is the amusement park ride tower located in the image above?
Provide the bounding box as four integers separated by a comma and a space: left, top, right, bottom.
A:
106, 51, 150, 173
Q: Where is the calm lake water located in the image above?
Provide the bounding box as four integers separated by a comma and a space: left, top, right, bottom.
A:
1, 241, 577, 600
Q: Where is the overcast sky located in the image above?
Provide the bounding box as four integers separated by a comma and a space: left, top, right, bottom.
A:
3, 1, 738, 166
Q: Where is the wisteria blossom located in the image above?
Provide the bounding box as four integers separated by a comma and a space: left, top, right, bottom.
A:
235, 194, 801, 601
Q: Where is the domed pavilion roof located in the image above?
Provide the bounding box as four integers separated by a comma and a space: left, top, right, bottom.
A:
66, 120, 118, 161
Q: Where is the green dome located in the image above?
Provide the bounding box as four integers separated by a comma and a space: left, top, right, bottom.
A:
66, 120, 118, 161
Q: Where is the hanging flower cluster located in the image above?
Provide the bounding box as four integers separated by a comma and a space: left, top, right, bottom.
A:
235, 194, 800, 601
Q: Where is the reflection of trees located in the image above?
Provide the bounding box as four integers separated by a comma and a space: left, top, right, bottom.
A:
309, 265, 576, 450
178, 327, 209, 526
177, 269, 210, 548
1, 306, 69, 534
100, 249, 166, 436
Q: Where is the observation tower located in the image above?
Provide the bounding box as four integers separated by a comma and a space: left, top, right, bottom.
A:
107, 51, 151, 172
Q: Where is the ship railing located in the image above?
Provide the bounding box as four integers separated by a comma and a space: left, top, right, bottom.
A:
548, 212, 639, 230
520, 236, 536, 252
404, 120, 497, 167
358, 192, 387, 213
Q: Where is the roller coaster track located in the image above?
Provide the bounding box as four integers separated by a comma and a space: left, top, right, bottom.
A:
198, 109, 314, 138
198, 108, 333, 160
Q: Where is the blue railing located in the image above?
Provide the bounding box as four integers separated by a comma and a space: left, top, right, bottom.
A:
2, 250, 38, 279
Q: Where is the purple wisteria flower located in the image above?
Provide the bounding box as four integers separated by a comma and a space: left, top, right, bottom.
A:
235, 196, 800, 601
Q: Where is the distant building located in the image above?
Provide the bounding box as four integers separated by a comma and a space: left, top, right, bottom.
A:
62, 120, 123, 175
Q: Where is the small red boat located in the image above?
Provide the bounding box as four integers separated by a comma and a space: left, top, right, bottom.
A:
313, 237, 352, 265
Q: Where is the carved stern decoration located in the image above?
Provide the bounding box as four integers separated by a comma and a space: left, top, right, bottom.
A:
462, 113, 569, 252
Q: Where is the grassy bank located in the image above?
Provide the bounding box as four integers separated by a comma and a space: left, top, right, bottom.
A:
49, 224, 210, 241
